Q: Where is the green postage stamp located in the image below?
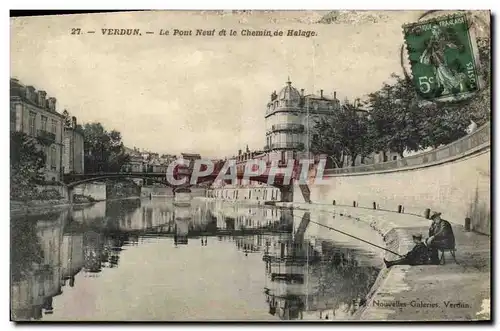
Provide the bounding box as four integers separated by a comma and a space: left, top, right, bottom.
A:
403, 13, 481, 102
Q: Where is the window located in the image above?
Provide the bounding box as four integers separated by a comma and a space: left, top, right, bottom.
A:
51, 146, 57, 169
392, 155, 397, 161
29, 112, 36, 136
41, 115, 48, 131
51, 119, 57, 134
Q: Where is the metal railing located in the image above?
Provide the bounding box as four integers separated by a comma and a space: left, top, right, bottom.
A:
325, 122, 490, 175
271, 123, 305, 133
270, 142, 305, 150
37, 129, 56, 144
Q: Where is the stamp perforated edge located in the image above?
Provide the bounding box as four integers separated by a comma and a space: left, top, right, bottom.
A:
401, 11, 483, 103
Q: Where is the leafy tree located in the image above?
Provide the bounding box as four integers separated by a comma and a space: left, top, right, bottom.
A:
338, 102, 371, 166
418, 102, 470, 149
366, 74, 424, 158
310, 100, 373, 167
10, 132, 46, 200
310, 117, 345, 168
81, 123, 130, 173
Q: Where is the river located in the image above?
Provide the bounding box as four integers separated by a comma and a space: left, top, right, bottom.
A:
10, 197, 384, 321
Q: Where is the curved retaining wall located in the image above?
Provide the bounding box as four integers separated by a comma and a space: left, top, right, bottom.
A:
294, 123, 491, 235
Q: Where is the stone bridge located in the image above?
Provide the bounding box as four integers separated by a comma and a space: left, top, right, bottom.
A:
62, 163, 300, 202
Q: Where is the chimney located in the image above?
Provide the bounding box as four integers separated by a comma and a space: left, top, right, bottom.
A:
238, 149, 242, 156
320, 89, 324, 98
37, 90, 47, 107
26, 86, 36, 102
334, 91, 337, 99
300, 89, 304, 96
48, 97, 57, 112
71, 116, 77, 128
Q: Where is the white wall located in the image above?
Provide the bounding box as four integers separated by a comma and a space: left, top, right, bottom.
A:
294, 148, 490, 234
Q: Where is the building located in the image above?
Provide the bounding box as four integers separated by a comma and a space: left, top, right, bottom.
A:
264, 78, 341, 164
122, 148, 177, 174
207, 146, 283, 201
10, 78, 65, 182
121, 147, 145, 176
62, 113, 85, 174
208, 78, 341, 201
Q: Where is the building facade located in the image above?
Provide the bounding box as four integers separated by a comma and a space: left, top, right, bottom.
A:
62, 114, 85, 174
265, 79, 340, 164
208, 79, 340, 202
10, 78, 65, 182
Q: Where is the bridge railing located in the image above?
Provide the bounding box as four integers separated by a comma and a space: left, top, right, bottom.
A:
324, 122, 490, 176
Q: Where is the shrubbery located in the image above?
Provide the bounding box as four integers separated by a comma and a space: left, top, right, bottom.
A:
36, 188, 63, 200
73, 194, 97, 203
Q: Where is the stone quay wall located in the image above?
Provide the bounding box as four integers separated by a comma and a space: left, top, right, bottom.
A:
295, 123, 491, 235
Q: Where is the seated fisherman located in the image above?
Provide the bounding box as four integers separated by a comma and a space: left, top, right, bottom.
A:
384, 234, 429, 268
426, 212, 456, 264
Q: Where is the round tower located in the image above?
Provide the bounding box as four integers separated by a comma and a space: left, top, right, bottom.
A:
265, 78, 306, 164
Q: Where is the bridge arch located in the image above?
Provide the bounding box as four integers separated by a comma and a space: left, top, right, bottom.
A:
65, 174, 172, 188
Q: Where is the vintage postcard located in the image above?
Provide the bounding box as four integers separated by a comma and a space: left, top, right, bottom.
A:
10, 10, 491, 322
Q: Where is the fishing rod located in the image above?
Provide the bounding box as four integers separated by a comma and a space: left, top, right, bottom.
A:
293, 213, 404, 258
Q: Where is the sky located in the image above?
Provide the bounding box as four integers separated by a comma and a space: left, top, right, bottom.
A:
11, 10, 439, 158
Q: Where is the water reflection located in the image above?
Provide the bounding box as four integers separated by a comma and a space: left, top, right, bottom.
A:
10, 198, 382, 321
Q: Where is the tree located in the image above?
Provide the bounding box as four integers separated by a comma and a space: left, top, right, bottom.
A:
310, 117, 345, 168
310, 100, 373, 167
367, 74, 425, 158
338, 102, 371, 166
10, 132, 46, 200
81, 123, 130, 173
418, 102, 470, 149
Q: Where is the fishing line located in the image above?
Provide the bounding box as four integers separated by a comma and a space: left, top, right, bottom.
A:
291, 213, 404, 258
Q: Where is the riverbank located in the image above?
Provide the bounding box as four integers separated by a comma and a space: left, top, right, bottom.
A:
276, 202, 491, 321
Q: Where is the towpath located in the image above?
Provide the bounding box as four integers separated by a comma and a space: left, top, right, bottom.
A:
279, 202, 491, 321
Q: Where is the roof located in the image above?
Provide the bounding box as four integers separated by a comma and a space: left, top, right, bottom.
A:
10, 78, 64, 118
304, 93, 337, 101
278, 79, 301, 102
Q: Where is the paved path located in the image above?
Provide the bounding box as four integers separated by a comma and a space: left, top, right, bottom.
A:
278, 202, 491, 321
360, 225, 490, 321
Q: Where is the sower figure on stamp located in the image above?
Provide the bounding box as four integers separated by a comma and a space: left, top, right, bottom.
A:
419, 25, 465, 96
384, 234, 429, 268
426, 212, 456, 264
